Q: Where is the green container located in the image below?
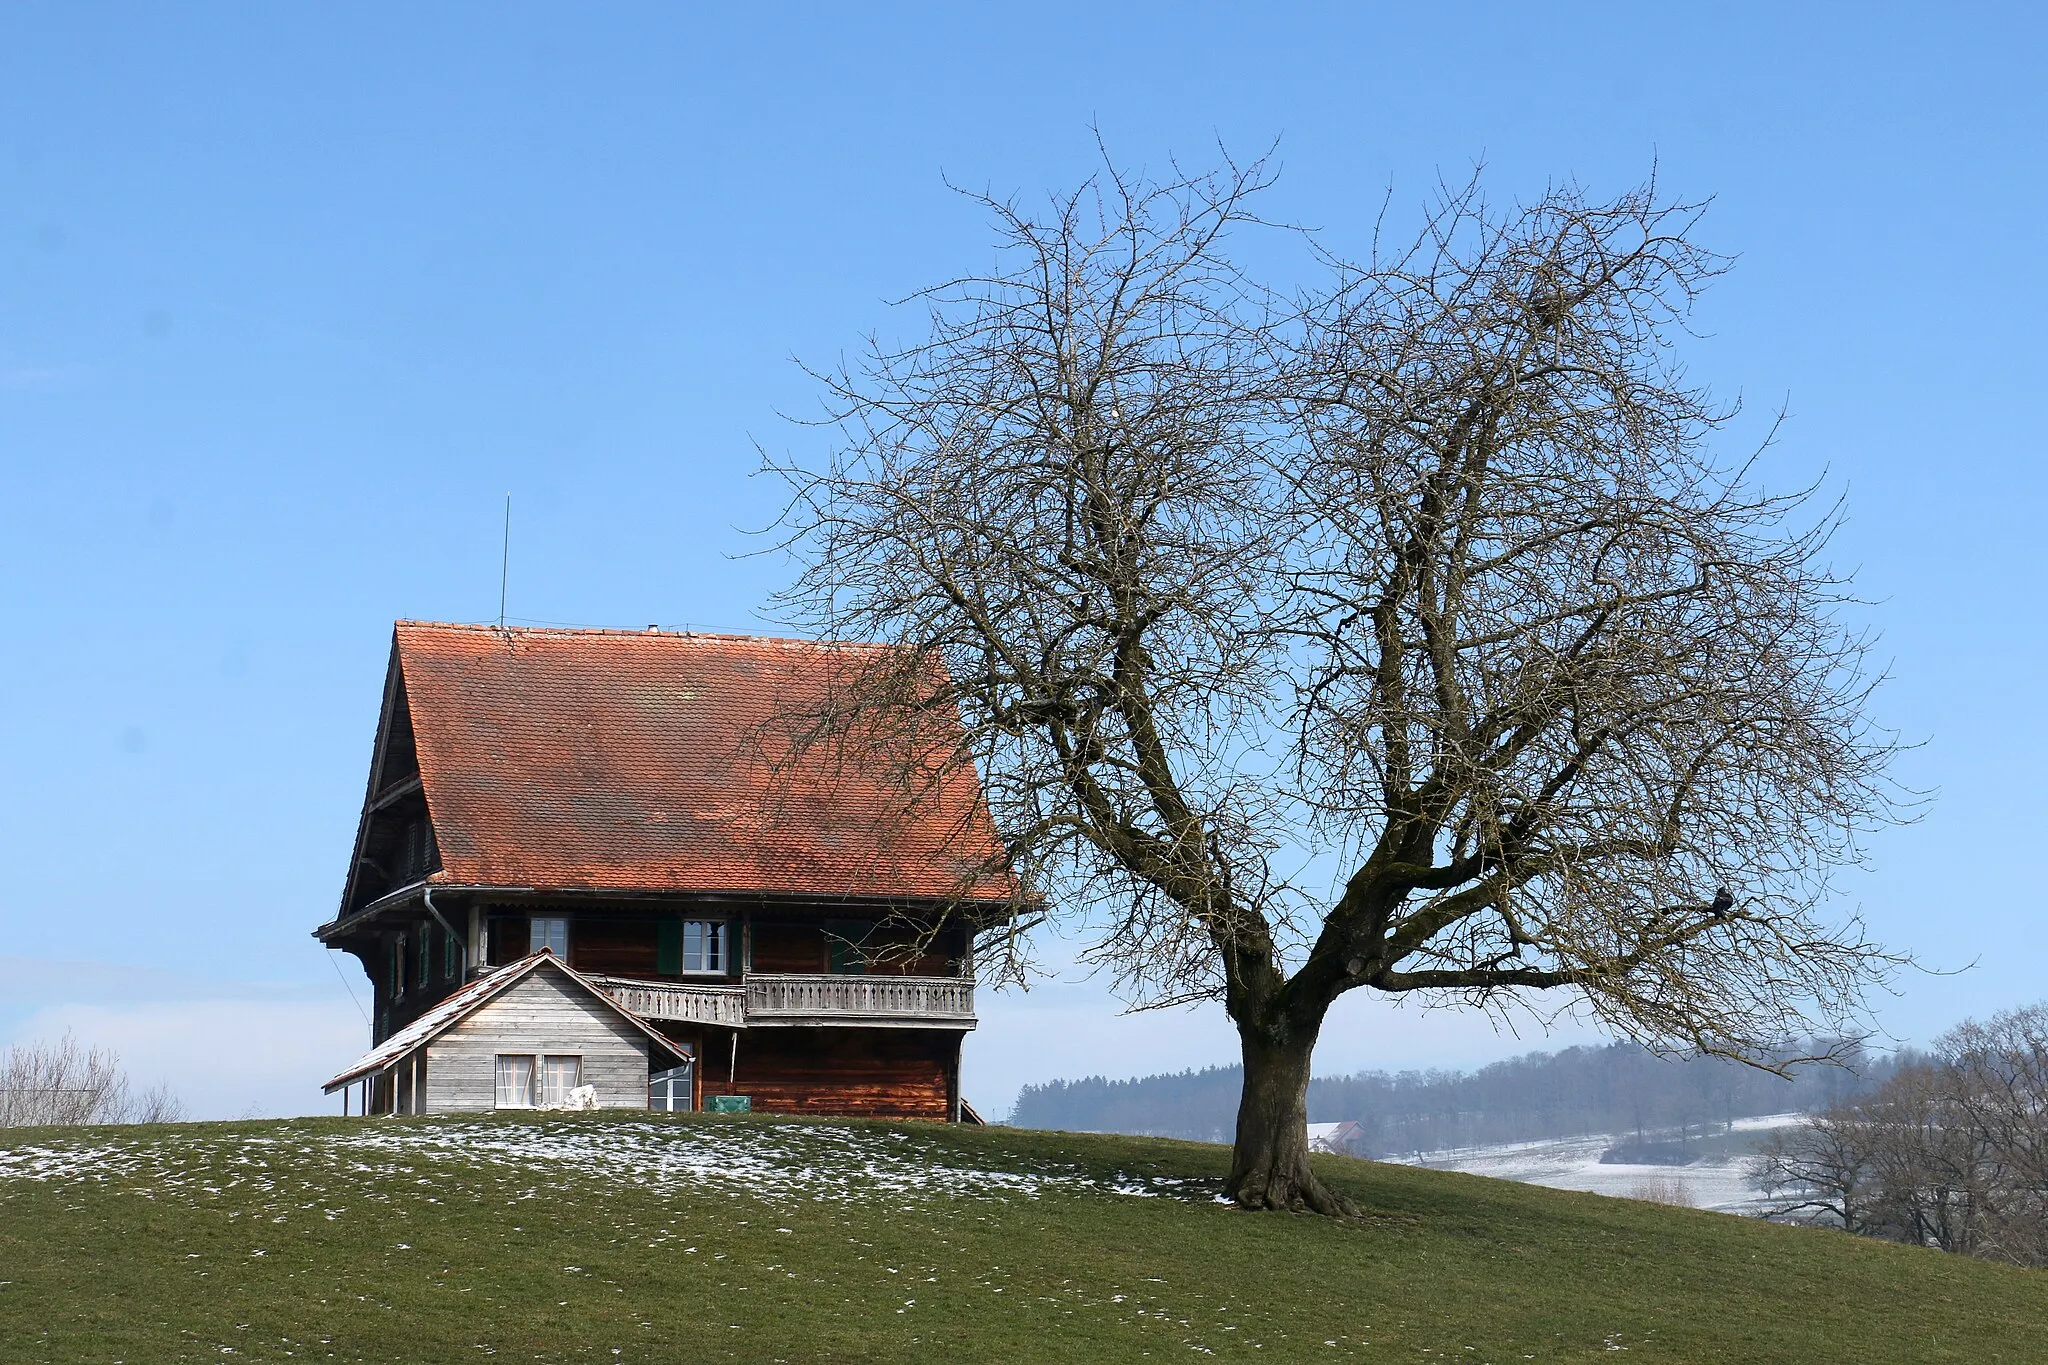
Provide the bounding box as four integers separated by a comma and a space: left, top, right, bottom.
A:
707, 1095, 752, 1114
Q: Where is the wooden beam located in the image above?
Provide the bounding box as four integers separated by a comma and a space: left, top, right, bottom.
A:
368, 775, 423, 812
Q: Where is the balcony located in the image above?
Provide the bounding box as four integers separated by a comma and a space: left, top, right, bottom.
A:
587, 972, 975, 1030
587, 976, 747, 1028
746, 973, 976, 1029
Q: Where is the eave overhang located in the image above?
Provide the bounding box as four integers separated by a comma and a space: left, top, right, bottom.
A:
314, 881, 1023, 944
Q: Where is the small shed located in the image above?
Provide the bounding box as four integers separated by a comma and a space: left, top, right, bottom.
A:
323, 950, 688, 1115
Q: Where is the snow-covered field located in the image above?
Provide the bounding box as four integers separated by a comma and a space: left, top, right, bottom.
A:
1388, 1112, 1804, 1214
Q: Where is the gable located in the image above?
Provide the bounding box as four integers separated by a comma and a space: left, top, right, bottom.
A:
438, 970, 653, 1058
339, 647, 442, 917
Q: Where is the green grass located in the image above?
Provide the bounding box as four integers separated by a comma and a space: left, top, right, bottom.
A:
1, 1112, 2041, 1363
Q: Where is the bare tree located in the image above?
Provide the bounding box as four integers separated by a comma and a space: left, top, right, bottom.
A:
1939, 1004, 2048, 1265
0, 1033, 186, 1128
1754, 1006, 2048, 1266
1753, 1101, 1881, 1233
768, 150, 1907, 1214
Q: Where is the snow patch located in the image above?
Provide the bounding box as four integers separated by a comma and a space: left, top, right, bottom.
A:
0, 1118, 1220, 1209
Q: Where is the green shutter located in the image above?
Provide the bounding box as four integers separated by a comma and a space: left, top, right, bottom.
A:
827, 921, 868, 976
657, 919, 682, 976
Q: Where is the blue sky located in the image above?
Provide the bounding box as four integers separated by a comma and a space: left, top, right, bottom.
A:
2, 4, 2043, 1119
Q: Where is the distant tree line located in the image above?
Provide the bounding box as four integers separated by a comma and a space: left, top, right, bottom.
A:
0, 1034, 184, 1128
1753, 1004, 2048, 1268
1008, 1040, 1888, 1155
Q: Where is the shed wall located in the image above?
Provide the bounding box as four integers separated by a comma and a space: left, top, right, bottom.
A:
424, 970, 652, 1112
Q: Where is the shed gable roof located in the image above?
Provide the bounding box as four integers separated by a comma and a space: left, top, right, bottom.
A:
321, 950, 682, 1091
375, 621, 1011, 905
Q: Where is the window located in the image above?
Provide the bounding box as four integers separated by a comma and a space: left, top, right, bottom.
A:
494, 1054, 583, 1108
529, 917, 568, 958
680, 920, 725, 974
649, 1056, 695, 1112
658, 920, 728, 975
541, 1055, 582, 1105
495, 1055, 535, 1108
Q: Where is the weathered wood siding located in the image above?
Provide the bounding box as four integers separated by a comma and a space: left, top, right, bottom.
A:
423, 970, 652, 1112
703, 1027, 955, 1120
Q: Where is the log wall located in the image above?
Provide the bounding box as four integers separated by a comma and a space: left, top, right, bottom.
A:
702, 1027, 958, 1120
569, 917, 661, 978
750, 921, 826, 973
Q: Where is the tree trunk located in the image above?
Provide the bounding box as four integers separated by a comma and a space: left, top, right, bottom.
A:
1228, 1025, 1357, 1215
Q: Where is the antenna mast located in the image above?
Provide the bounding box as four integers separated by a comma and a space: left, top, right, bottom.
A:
498, 493, 511, 629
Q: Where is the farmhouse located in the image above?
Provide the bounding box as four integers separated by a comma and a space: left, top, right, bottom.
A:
316, 621, 1014, 1119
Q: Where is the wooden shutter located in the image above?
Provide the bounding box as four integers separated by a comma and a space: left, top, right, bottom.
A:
657, 919, 682, 976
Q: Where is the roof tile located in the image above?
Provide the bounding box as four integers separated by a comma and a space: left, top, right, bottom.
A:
393, 622, 1012, 903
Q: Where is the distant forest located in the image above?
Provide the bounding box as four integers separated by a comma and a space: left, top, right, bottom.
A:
1006, 1042, 1897, 1155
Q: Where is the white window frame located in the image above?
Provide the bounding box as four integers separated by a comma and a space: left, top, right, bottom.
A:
541, 1054, 582, 1106
529, 917, 569, 959
494, 1054, 535, 1109
493, 1053, 584, 1109
649, 1057, 695, 1113
680, 919, 726, 975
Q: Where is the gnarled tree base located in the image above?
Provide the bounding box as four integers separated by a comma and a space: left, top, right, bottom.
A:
1228, 1030, 1359, 1216
1227, 1154, 1360, 1215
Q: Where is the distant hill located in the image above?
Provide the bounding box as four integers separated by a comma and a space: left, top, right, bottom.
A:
1007, 1040, 1894, 1154
5, 1111, 2044, 1363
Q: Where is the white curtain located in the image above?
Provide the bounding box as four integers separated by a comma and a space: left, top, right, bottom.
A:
541, 1055, 582, 1106
495, 1054, 535, 1108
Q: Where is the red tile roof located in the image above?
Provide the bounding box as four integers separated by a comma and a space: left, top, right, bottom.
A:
392, 621, 1013, 903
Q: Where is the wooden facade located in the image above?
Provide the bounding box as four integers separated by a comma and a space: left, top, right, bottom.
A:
316, 622, 1017, 1120
423, 970, 659, 1113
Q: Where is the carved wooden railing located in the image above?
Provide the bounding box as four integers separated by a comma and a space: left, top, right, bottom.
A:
589, 973, 976, 1028
588, 976, 747, 1028
746, 973, 976, 1024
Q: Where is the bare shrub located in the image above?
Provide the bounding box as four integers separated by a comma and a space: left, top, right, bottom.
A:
1627, 1177, 1694, 1206
0, 1033, 185, 1128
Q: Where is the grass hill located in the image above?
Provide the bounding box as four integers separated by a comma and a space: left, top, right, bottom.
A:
2, 1112, 2042, 1363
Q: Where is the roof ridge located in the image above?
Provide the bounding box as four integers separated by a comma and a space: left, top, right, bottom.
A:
393, 619, 888, 650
